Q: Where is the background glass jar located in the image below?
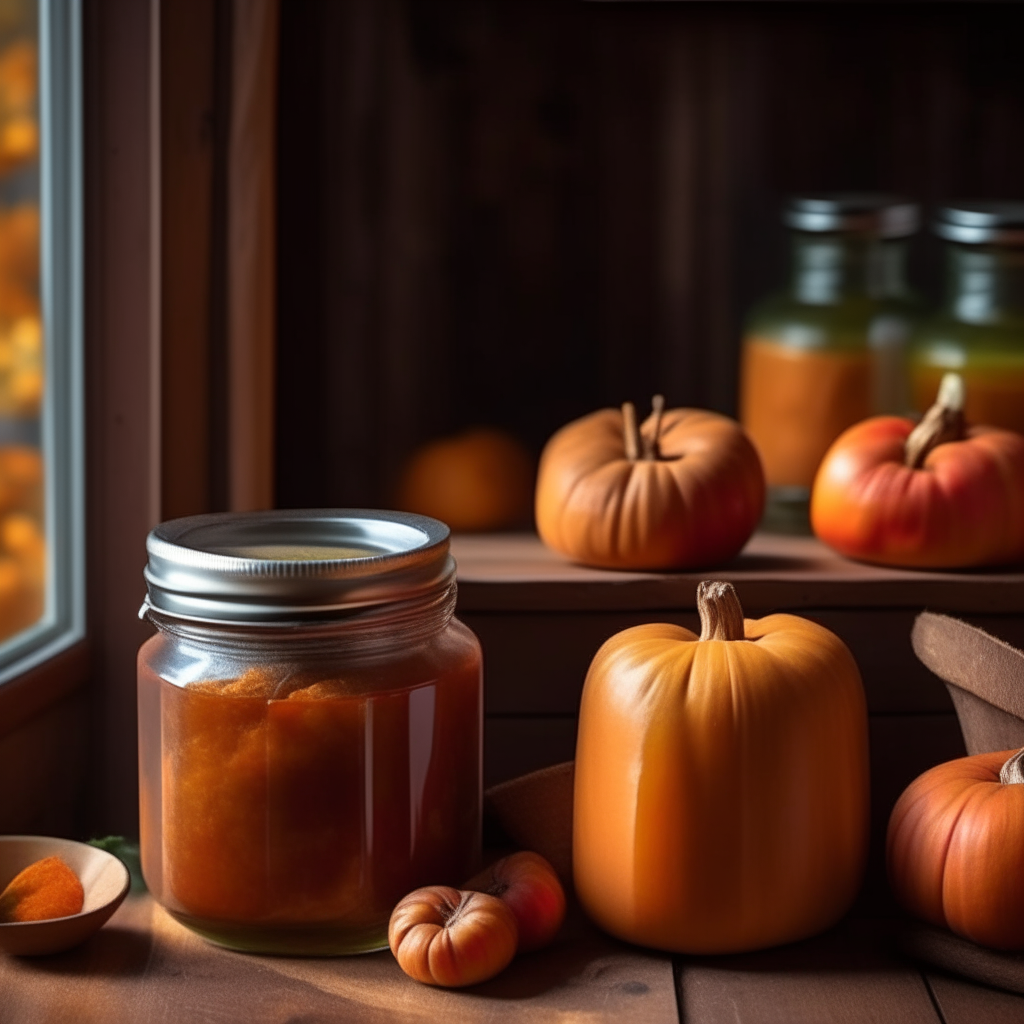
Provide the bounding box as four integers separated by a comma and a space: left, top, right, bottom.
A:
740, 195, 921, 531
910, 203, 1024, 432
137, 510, 482, 956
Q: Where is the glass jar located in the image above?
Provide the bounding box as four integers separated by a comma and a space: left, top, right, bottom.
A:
137, 510, 482, 956
910, 203, 1024, 432
740, 195, 921, 530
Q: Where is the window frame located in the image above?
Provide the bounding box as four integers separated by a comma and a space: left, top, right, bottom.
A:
0, 0, 85, 685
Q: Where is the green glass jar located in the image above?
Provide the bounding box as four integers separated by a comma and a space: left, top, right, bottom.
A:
740, 195, 921, 531
910, 203, 1024, 432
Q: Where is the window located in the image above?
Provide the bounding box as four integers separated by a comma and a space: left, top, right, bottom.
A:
0, 0, 82, 684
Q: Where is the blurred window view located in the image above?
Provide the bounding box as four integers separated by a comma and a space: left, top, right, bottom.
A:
0, 0, 82, 680
0, 1, 44, 650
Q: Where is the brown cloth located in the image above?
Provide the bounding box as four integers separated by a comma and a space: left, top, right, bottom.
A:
912, 610, 1024, 755
905, 611, 1024, 992
484, 761, 574, 886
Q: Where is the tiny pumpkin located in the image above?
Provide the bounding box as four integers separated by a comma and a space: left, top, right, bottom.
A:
397, 428, 534, 532
464, 850, 566, 953
811, 373, 1024, 569
388, 885, 518, 987
573, 581, 869, 954
887, 747, 1024, 950
535, 396, 765, 570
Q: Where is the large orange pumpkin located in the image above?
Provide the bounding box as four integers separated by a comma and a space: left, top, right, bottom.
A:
887, 748, 1024, 950
573, 581, 869, 954
811, 373, 1024, 568
535, 397, 765, 570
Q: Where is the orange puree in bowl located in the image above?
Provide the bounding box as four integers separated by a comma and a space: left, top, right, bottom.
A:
740, 337, 873, 489
138, 628, 482, 955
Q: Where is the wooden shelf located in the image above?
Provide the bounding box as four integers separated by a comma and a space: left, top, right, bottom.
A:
452, 531, 1024, 614
450, 533, 1019, 866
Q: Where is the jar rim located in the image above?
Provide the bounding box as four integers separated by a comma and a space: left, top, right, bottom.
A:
783, 194, 919, 238
935, 201, 1024, 245
141, 509, 455, 624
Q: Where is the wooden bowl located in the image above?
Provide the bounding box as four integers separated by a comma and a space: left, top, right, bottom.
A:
0, 835, 131, 955
912, 612, 1024, 756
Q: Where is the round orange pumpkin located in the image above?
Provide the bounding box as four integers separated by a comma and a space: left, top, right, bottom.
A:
397, 428, 534, 533
535, 397, 765, 570
887, 747, 1024, 950
811, 373, 1024, 568
464, 850, 566, 953
573, 581, 869, 954
388, 885, 518, 987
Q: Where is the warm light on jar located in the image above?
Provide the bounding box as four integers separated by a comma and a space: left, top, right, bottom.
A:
137, 509, 482, 955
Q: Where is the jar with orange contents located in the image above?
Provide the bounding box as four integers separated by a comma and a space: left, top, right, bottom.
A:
740, 195, 921, 531
910, 203, 1024, 433
137, 510, 482, 955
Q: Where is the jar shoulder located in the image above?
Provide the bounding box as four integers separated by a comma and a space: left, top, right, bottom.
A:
139, 617, 482, 692
745, 293, 915, 352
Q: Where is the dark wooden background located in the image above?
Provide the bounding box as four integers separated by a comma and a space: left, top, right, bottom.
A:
274, 0, 1024, 510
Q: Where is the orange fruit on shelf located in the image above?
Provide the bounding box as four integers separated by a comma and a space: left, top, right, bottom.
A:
397, 428, 534, 532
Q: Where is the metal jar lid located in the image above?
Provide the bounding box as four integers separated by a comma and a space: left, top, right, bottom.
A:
934, 202, 1024, 245
784, 194, 920, 238
140, 509, 455, 624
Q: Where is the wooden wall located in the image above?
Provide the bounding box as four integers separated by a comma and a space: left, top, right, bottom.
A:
275, 0, 1024, 510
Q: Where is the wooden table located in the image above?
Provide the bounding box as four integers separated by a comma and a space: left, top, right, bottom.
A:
6, 533, 1024, 1020
3, 895, 1024, 1022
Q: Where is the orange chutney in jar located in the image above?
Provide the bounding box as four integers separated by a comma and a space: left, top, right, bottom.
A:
137, 510, 482, 955
740, 337, 873, 489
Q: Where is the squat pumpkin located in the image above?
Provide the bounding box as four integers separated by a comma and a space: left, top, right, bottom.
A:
535, 397, 764, 570
573, 581, 869, 954
888, 747, 1024, 950
811, 373, 1024, 569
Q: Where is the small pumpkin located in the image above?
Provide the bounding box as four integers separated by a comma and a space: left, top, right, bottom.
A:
887, 747, 1024, 950
535, 397, 765, 570
464, 850, 566, 953
573, 581, 869, 954
397, 428, 534, 533
388, 885, 518, 987
811, 373, 1024, 568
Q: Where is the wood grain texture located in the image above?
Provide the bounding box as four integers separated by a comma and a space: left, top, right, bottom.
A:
451, 532, 1024, 613
84, 0, 162, 837
160, 0, 215, 521
0, 690, 90, 837
227, 0, 278, 513
0, 641, 89, 739
463, 607, 963, 717
0, 895, 677, 1024
676, 917, 940, 1024
927, 972, 1024, 1024
275, 3, 1024, 513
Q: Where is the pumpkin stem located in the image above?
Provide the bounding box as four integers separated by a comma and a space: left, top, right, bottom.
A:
904, 373, 966, 470
1000, 748, 1024, 786
622, 402, 641, 461
642, 395, 666, 460
697, 581, 745, 642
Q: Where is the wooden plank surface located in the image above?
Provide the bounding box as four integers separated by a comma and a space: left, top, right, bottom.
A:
676, 917, 940, 1024
0, 896, 677, 1024
452, 532, 1024, 613
927, 971, 1024, 1023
